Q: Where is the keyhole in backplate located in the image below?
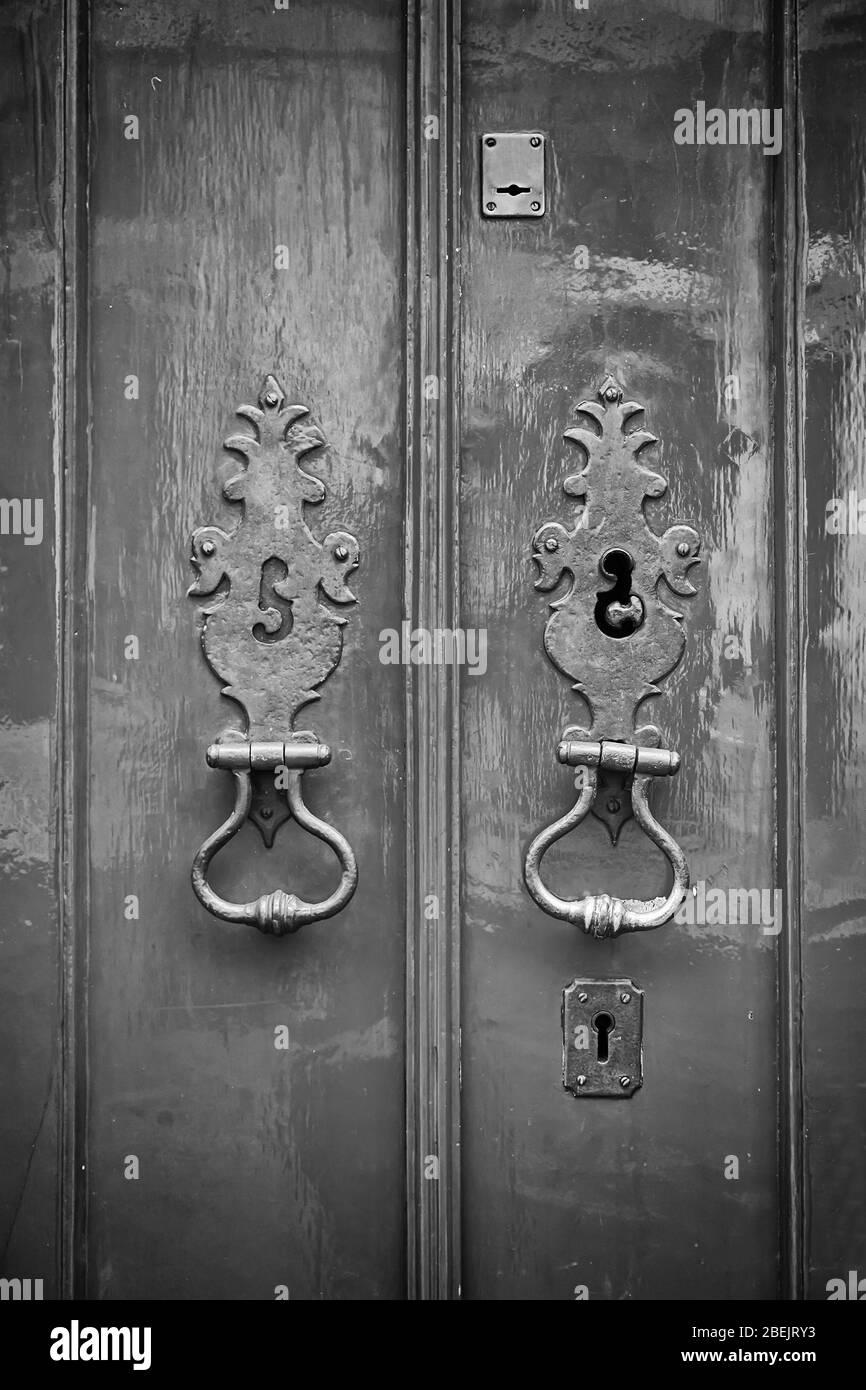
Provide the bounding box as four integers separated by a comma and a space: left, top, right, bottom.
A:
594, 548, 645, 638
592, 1011, 615, 1063
496, 183, 530, 196
252, 556, 293, 644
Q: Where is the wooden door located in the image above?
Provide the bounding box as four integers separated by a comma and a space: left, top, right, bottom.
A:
3, 0, 409, 1303
458, 0, 780, 1302
454, 0, 866, 1303
1, 0, 864, 1304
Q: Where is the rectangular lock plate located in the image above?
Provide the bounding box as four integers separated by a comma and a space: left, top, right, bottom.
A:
562, 979, 644, 1098
481, 132, 545, 218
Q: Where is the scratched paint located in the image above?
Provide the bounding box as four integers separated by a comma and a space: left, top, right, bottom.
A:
459, 0, 778, 1299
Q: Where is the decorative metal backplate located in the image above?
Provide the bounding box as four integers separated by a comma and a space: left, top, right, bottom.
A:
190, 374, 358, 739
532, 375, 701, 763
189, 374, 358, 845
562, 978, 644, 1098
187, 375, 359, 936
523, 376, 702, 938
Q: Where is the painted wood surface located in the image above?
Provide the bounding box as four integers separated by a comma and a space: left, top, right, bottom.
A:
0, 0, 62, 1296
2, 0, 864, 1304
83, 0, 407, 1299
800, 0, 866, 1302
458, 0, 780, 1300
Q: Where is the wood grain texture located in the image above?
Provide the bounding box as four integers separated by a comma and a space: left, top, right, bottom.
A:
0, 0, 63, 1297
799, 0, 866, 1301
405, 0, 462, 1301
458, 0, 779, 1300
773, 0, 806, 1303
84, 0, 406, 1299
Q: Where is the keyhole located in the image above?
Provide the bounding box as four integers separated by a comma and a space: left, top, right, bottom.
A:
252, 556, 293, 644
592, 1011, 615, 1063
496, 183, 530, 195
594, 548, 645, 638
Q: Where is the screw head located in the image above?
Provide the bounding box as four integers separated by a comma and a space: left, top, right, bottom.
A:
577, 992, 589, 1003
544, 536, 559, 552
530, 136, 541, 147
619, 1075, 631, 1088
486, 201, 497, 211
260, 807, 273, 820
604, 385, 619, 402
620, 992, 631, 1003
676, 540, 691, 557
530, 200, 541, 211
264, 390, 279, 407
485, 136, 496, 146
334, 544, 349, 562
606, 797, 621, 815
201, 539, 215, 556
576, 1075, 587, 1088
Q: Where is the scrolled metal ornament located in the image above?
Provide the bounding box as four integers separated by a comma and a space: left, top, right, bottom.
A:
189, 374, 359, 936
524, 375, 701, 938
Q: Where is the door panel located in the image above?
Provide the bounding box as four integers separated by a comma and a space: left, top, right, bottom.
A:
459, 0, 779, 1299
0, 0, 63, 1295
84, 0, 406, 1299
800, 0, 866, 1300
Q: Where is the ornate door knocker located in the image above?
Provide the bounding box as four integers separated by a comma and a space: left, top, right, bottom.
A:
189, 374, 359, 936
524, 376, 702, 939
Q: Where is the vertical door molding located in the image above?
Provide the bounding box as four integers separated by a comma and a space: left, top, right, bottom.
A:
772, 0, 806, 1301
57, 0, 92, 1300
404, 0, 463, 1300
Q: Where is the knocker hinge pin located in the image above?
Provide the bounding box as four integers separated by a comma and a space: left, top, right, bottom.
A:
556, 739, 680, 779
206, 740, 332, 771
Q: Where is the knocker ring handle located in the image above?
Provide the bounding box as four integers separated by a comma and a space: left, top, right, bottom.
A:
524, 739, 689, 939
191, 739, 358, 936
